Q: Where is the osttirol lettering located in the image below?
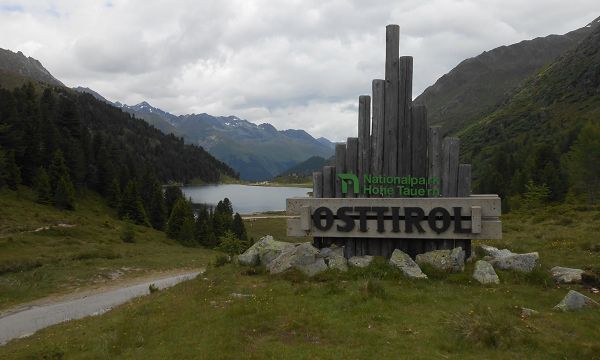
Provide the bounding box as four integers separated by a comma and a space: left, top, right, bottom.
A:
311, 206, 472, 234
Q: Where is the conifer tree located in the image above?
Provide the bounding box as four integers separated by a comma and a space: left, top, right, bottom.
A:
148, 181, 166, 230
5, 151, 21, 190
166, 197, 195, 242
107, 178, 121, 208
54, 175, 76, 210
34, 168, 52, 204
231, 213, 248, 242
164, 185, 184, 216
119, 180, 149, 225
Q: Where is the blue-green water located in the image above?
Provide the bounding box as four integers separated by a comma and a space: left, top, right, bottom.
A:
181, 184, 310, 214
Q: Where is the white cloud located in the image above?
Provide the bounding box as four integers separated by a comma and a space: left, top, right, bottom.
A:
0, 0, 598, 141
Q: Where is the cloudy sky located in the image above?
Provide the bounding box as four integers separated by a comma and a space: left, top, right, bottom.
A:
0, 1, 598, 141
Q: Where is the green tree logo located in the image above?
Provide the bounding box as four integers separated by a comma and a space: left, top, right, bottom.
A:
337, 173, 359, 194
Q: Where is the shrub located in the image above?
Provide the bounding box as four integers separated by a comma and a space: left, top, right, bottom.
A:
216, 231, 244, 256
120, 222, 136, 243
359, 279, 387, 299
149, 284, 159, 293
213, 254, 230, 267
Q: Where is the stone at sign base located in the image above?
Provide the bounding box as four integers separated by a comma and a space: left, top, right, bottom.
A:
554, 290, 600, 311
389, 249, 427, 279
348, 255, 374, 268
489, 252, 539, 273
415, 247, 465, 272
326, 253, 348, 272
550, 266, 584, 284
472, 260, 499, 284
267, 242, 328, 276
237, 235, 294, 267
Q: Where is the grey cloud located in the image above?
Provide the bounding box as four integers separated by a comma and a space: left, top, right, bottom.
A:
0, 0, 599, 141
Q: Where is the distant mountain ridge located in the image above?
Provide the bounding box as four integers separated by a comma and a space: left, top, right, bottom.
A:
70, 88, 334, 181
415, 16, 600, 136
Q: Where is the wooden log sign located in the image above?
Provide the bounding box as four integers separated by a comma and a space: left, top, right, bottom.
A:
286, 24, 503, 258
287, 196, 501, 240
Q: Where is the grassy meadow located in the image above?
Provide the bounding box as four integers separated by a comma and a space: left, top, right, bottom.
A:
0, 201, 599, 358
0, 188, 218, 311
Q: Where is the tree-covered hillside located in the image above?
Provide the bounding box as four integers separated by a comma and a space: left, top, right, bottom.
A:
460, 23, 600, 208
0, 83, 237, 194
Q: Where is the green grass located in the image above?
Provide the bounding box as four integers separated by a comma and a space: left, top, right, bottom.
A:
0, 188, 218, 310
1, 202, 599, 358
244, 216, 311, 243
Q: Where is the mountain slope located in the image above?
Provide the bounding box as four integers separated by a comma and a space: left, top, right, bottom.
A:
278, 156, 328, 177
0, 72, 236, 190
460, 21, 600, 207
174, 114, 334, 181
70, 89, 334, 181
416, 17, 600, 136
0, 48, 63, 88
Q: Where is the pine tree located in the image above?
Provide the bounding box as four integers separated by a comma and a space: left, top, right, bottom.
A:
48, 150, 70, 190
166, 197, 195, 242
231, 213, 248, 242
107, 178, 121, 208
195, 206, 217, 247
34, 168, 52, 204
119, 180, 149, 225
54, 175, 76, 210
164, 185, 184, 216
148, 181, 166, 230
567, 121, 600, 203
5, 151, 21, 190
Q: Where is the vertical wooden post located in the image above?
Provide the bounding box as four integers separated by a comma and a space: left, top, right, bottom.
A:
383, 24, 399, 177
457, 164, 472, 197
358, 95, 371, 198
398, 56, 413, 177
345, 137, 359, 198
312, 171, 323, 198
312, 171, 323, 249
371, 79, 385, 175
322, 166, 335, 198
427, 126, 442, 197
441, 137, 460, 197
410, 104, 427, 178
335, 144, 346, 198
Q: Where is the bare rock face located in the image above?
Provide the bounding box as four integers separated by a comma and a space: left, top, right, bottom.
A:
237, 235, 294, 267
415, 247, 465, 273
550, 266, 584, 284
554, 290, 600, 311
348, 255, 374, 268
267, 243, 328, 276
389, 249, 427, 279
472, 260, 500, 284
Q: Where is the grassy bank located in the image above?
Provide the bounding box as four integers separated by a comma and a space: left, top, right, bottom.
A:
0, 188, 218, 311
0, 203, 599, 358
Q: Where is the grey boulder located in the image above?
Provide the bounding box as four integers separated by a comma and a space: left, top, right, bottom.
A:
520, 307, 539, 318
267, 243, 328, 276
348, 255, 374, 268
389, 249, 427, 279
415, 247, 465, 272
237, 235, 294, 266
554, 290, 600, 311
472, 260, 500, 284
326, 253, 348, 272
489, 252, 539, 273
477, 245, 513, 258
550, 266, 584, 284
